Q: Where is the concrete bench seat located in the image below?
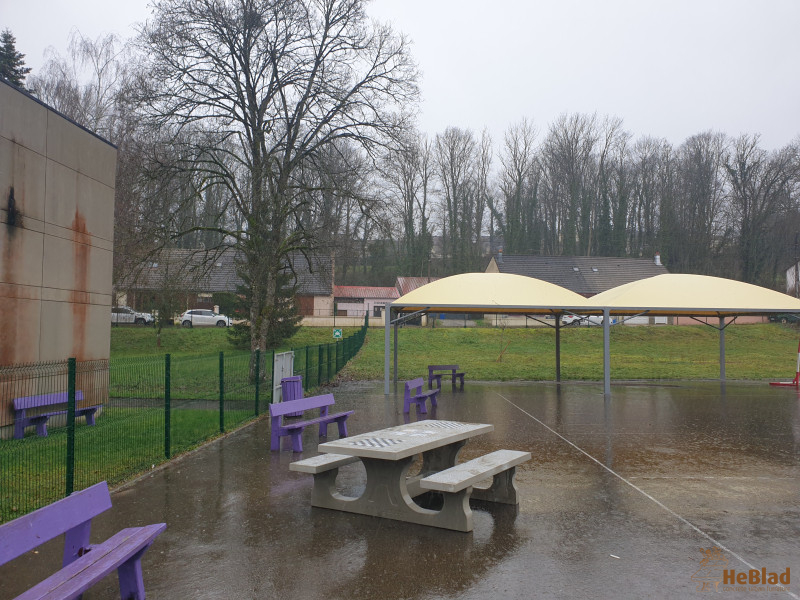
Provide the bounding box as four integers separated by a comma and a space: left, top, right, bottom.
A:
0, 481, 165, 600
403, 378, 439, 414
13, 391, 100, 439
289, 453, 360, 474
420, 449, 531, 505
269, 393, 353, 453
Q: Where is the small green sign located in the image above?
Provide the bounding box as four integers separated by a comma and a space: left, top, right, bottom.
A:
333, 328, 343, 339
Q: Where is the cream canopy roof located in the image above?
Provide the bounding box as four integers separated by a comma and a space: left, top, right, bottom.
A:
588, 274, 800, 317
392, 272, 589, 314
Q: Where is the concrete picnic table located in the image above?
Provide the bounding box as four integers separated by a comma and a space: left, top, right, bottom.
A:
292, 420, 510, 530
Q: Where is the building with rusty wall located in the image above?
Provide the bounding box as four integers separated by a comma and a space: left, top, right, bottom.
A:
0, 80, 116, 366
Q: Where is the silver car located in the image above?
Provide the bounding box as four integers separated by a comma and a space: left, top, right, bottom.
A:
111, 306, 155, 325
178, 309, 231, 328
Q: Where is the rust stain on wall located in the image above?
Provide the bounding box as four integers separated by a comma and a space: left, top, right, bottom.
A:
71, 209, 91, 362
1, 189, 22, 366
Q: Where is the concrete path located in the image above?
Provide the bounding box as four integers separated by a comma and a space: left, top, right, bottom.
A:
2, 380, 799, 599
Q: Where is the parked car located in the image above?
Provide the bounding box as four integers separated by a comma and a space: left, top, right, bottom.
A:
177, 309, 231, 328
111, 306, 154, 325
561, 314, 605, 326
561, 314, 583, 326
769, 313, 800, 324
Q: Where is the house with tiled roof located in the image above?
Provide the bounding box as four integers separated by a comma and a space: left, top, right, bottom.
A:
485, 253, 669, 297
334, 285, 399, 318
395, 276, 440, 297
118, 248, 333, 316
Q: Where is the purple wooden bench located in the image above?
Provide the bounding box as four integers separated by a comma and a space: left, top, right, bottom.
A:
403, 377, 439, 414
0, 481, 165, 600
269, 393, 353, 453
427, 365, 466, 391
13, 391, 100, 439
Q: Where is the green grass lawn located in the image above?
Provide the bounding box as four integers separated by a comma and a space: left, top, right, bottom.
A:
341, 322, 800, 381
111, 325, 361, 357
0, 406, 255, 523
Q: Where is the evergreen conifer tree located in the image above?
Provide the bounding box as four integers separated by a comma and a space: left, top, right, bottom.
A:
0, 29, 31, 87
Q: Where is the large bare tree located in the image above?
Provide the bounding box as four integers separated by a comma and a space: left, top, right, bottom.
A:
138, 0, 417, 351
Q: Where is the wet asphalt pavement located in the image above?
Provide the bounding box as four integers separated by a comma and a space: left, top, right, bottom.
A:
2, 380, 799, 599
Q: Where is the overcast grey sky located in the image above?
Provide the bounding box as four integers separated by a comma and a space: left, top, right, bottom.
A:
5, 0, 800, 149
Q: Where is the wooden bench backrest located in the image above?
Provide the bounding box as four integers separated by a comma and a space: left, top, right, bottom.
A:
428, 365, 457, 373
269, 393, 335, 418
404, 378, 424, 394
0, 481, 111, 565
13, 390, 85, 411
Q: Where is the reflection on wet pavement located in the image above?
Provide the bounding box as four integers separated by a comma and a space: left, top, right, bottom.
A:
2, 380, 798, 599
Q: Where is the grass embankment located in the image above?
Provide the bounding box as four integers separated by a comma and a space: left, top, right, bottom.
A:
341, 323, 800, 382
110, 325, 361, 358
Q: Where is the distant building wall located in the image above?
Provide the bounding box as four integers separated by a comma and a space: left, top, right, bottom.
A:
0, 81, 116, 366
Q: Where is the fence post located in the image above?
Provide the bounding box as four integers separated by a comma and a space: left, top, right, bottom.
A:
219, 351, 225, 433
65, 357, 76, 497
327, 344, 332, 382
254, 349, 260, 416
268, 350, 274, 404
165, 353, 171, 459
305, 345, 310, 392
317, 344, 323, 386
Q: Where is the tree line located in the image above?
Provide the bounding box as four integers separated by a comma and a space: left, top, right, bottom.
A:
3, 0, 800, 353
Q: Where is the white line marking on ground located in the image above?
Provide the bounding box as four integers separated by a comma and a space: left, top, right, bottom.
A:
494, 391, 799, 600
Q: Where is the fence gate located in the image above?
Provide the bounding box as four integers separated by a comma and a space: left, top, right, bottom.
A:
273, 351, 294, 402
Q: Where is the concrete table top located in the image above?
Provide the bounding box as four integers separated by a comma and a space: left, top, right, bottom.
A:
318, 420, 493, 460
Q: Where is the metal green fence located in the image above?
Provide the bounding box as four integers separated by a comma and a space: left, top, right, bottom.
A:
0, 320, 367, 524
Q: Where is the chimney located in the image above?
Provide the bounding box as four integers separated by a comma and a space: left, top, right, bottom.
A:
654, 252, 662, 266
497, 248, 504, 264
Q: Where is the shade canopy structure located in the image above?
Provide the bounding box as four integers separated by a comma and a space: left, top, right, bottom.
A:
589, 274, 800, 317
385, 272, 800, 396
384, 273, 591, 393
390, 272, 591, 315
586, 274, 800, 395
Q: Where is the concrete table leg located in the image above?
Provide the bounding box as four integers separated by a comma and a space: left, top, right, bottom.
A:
308, 451, 475, 531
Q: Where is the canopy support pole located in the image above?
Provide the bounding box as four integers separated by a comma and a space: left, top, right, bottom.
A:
719, 316, 726, 382
603, 308, 611, 397
393, 321, 398, 385
555, 316, 562, 382
384, 305, 391, 394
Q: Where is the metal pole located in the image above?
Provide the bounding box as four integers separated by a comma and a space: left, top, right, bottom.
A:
555, 315, 562, 382
393, 322, 399, 384
794, 233, 799, 298
219, 351, 225, 433
66, 357, 76, 497
165, 353, 171, 458
253, 349, 260, 416
384, 305, 391, 394
719, 316, 726, 381
603, 309, 611, 397
268, 350, 274, 404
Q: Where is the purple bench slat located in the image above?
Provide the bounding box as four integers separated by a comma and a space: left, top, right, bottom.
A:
403, 377, 439, 414
269, 393, 354, 452
16, 525, 166, 600
0, 481, 165, 600
0, 481, 112, 566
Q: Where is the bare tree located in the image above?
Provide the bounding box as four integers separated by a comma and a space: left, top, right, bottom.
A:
379, 131, 434, 276
662, 131, 729, 274
725, 135, 800, 285
138, 0, 418, 351
492, 119, 539, 254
